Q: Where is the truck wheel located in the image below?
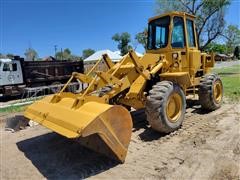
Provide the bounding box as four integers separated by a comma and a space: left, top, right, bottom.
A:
75, 79, 83, 93
50, 81, 62, 93
145, 81, 186, 133
67, 79, 82, 93
199, 74, 223, 110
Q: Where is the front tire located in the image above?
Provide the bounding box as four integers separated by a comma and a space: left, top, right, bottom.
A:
145, 81, 186, 133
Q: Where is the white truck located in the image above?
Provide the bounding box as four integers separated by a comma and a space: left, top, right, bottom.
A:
0, 56, 84, 97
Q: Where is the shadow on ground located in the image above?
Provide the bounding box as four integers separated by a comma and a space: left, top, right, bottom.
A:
131, 109, 166, 141
186, 99, 212, 114
17, 133, 118, 179
16, 99, 210, 179
136, 99, 211, 142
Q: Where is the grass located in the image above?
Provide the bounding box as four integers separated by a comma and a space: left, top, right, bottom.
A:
0, 97, 43, 113
0, 105, 27, 113
214, 65, 240, 75
213, 64, 240, 101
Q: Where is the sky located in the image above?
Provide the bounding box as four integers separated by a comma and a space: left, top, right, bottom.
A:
0, 0, 239, 58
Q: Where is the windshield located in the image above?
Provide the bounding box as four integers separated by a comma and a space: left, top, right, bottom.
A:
171, 16, 185, 48
147, 16, 170, 50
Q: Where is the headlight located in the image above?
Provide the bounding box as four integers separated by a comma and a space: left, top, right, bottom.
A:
172, 53, 178, 59
173, 62, 179, 68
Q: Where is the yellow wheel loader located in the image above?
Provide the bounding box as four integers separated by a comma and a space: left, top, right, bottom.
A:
24, 11, 223, 163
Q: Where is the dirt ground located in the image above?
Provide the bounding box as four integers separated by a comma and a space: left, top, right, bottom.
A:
0, 100, 239, 180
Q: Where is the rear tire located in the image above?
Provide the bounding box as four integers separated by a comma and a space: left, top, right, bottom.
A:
199, 73, 223, 110
145, 81, 186, 133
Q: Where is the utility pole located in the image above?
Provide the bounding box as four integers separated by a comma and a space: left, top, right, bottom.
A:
61, 48, 63, 61
54, 45, 57, 58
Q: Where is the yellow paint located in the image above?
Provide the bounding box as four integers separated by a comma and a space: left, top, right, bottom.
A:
166, 92, 182, 122
213, 80, 223, 103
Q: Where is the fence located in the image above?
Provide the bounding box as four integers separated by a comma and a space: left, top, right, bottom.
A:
21, 82, 88, 100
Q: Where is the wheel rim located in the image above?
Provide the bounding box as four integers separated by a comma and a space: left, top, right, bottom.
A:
213, 80, 223, 103
166, 92, 182, 123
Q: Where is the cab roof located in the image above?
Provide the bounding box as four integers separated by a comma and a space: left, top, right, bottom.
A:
148, 11, 195, 22
0, 58, 12, 63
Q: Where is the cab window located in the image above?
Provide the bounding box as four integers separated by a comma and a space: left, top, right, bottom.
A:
3, 63, 10, 71
3, 63, 17, 71
12, 63, 17, 71
171, 17, 185, 48
187, 19, 196, 47
147, 16, 170, 50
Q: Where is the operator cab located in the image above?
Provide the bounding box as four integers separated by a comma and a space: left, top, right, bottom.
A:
146, 12, 203, 77
147, 11, 198, 51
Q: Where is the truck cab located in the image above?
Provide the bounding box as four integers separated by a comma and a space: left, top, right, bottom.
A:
0, 58, 24, 96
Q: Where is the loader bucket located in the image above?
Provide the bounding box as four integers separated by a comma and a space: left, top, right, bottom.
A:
24, 96, 133, 162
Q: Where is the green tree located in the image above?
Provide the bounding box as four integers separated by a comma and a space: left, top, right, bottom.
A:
82, 48, 95, 59
56, 48, 72, 60
135, 28, 148, 50
223, 25, 240, 53
155, 0, 230, 50
55, 51, 62, 60
205, 43, 227, 54
63, 48, 71, 60
24, 48, 38, 61
112, 32, 132, 55
64, 48, 71, 55
71, 55, 82, 61
6, 54, 15, 59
